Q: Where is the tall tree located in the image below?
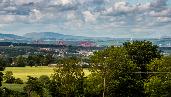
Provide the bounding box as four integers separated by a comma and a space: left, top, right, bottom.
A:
14, 56, 27, 67
145, 56, 171, 97
49, 57, 84, 97
90, 46, 144, 97
123, 41, 162, 79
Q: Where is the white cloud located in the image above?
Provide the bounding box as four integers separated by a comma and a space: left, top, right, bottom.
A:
82, 11, 96, 22
0, 15, 15, 23
29, 9, 43, 21
149, 9, 171, 17
157, 17, 171, 22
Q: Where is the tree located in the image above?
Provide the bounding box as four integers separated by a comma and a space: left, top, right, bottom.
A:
145, 56, 171, 97
43, 54, 54, 66
39, 75, 50, 87
0, 56, 6, 87
24, 76, 44, 97
0, 56, 8, 71
123, 41, 162, 79
14, 56, 27, 67
0, 72, 3, 87
90, 46, 144, 97
3, 71, 15, 84
27, 55, 36, 67
49, 57, 84, 97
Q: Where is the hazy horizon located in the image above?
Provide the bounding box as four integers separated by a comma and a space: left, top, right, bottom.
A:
0, 0, 171, 38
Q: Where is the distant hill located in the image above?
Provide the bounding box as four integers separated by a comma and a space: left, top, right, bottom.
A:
0, 33, 24, 39
23, 32, 109, 41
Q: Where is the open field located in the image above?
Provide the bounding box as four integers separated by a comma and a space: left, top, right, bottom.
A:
2, 66, 91, 92
3, 66, 91, 82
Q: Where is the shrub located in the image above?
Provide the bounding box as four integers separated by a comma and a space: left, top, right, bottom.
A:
14, 78, 24, 84
39, 75, 50, 86
3, 71, 15, 84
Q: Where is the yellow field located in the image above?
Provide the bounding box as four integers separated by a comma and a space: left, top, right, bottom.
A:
3, 66, 90, 82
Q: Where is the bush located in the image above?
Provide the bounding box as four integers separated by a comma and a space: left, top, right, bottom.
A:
39, 75, 50, 86
14, 78, 24, 84
3, 71, 24, 84
3, 71, 15, 84
0, 87, 27, 97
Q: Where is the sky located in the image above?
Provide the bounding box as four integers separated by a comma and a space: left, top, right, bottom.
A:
0, 0, 171, 38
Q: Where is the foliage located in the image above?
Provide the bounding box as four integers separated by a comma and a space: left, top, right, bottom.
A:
3, 71, 15, 84
14, 78, 24, 84
90, 46, 144, 97
49, 57, 84, 97
14, 56, 27, 67
123, 41, 162, 79
0, 56, 8, 71
3, 71, 23, 84
0, 87, 27, 97
0, 72, 3, 87
145, 57, 171, 97
38, 75, 50, 87
84, 72, 103, 97
123, 41, 161, 65
27, 55, 36, 67
24, 76, 44, 97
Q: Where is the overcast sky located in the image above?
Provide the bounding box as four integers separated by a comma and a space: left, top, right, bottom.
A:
0, 0, 171, 38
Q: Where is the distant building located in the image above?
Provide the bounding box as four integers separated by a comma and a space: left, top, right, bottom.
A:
79, 41, 96, 47
78, 50, 94, 56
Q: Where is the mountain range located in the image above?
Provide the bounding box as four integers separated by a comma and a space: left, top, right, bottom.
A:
0, 32, 170, 41
0, 32, 113, 41
0, 33, 24, 39
23, 32, 93, 40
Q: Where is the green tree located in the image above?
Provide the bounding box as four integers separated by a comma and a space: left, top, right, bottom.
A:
24, 76, 44, 97
14, 56, 27, 67
145, 56, 171, 97
3, 71, 15, 84
90, 46, 144, 97
43, 54, 54, 66
0, 72, 3, 87
27, 55, 36, 67
39, 75, 50, 87
0, 56, 8, 71
49, 57, 84, 97
123, 41, 162, 79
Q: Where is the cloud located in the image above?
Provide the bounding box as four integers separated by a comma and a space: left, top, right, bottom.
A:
149, 9, 171, 17
0, 0, 171, 38
82, 11, 96, 22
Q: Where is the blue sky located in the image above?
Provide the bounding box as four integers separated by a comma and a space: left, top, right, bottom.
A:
0, 0, 171, 38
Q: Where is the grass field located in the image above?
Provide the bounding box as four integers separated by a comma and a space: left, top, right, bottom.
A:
3, 66, 90, 82
2, 66, 90, 92
2, 83, 26, 92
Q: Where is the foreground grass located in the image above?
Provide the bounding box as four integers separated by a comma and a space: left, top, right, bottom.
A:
2, 83, 26, 92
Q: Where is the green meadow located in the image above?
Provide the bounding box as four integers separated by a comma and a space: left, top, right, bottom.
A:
3, 66, 90, 82
2, 66, 90, 92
